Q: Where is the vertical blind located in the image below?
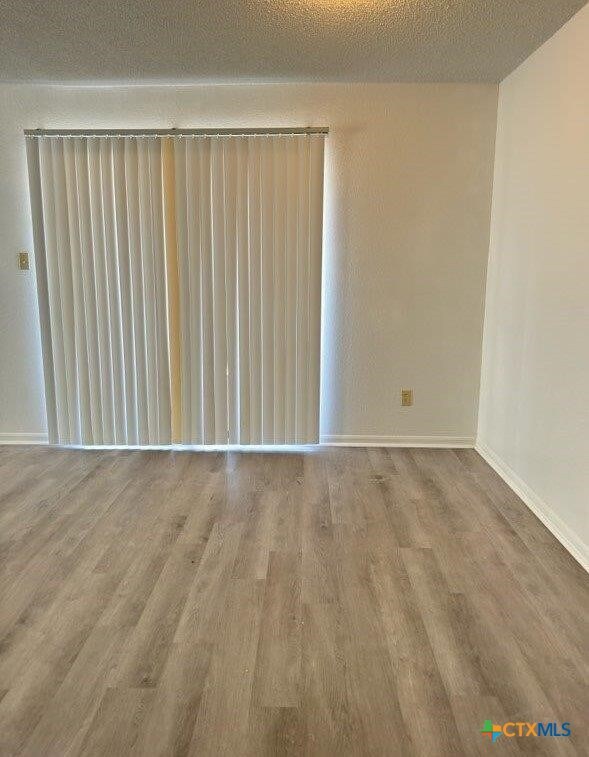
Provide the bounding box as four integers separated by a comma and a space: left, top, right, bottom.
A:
26, 131, 325, 446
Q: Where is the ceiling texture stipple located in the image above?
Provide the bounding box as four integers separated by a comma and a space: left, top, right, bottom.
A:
1, 0, 587, 83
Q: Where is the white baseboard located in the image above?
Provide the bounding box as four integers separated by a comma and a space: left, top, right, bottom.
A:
476, 440, 588, 573
320, 434, 475, 448
0, 432, 49, 445
0, 433, 474, 449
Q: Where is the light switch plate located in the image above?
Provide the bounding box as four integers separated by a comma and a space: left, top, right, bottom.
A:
18, 251, 30, 271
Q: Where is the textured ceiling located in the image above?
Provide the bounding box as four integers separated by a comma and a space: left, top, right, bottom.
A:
1, 0, 587, 83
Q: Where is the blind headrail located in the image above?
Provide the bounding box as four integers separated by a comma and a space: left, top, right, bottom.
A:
24, 127, 329, 138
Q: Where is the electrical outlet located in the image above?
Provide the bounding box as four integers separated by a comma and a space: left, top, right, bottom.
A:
18, 251, 30, 271
401, 389, 413, 407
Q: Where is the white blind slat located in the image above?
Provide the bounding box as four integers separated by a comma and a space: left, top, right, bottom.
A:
186, 139, 204, 443
246, 137, 263, 444
74, 139, 102, 444
136, 139, 159, 444
100, 139, 127, 444
38, 140, 70, 443
236, 138, 250, 445
198, 140, 216, 444
149, 140, 171, 444
89, 138, 116, 442
260, 138, 275, 444
62, 139, 90, 444
26, 139, 58, 443
210, 139, 228, 444
284, 137, 300, 443
273, 137, 287, 442
112, 139, 137, 445
175, 139, 192, 443
125, 138, 149, 444
307, 135, 325, 442
295, 136, 311, 443
51, 139, 79, 444
223, 139, 239, 444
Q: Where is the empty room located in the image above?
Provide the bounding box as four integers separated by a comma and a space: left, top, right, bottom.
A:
0, 0, 588, 754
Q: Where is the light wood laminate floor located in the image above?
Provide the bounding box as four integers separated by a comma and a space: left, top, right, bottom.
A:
0, 446, 587, 756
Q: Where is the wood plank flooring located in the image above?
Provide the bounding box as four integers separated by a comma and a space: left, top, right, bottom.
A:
0, 445, 587, 756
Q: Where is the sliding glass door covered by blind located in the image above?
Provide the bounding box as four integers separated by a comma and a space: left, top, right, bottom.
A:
26, 132, 325, 446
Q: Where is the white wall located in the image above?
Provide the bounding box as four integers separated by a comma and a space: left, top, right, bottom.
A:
478, 4, 589, 566
0, 83, 498, 444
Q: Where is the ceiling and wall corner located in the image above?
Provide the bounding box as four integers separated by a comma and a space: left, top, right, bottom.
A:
0, 0, 586, 84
